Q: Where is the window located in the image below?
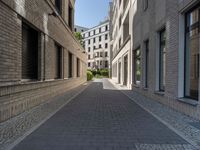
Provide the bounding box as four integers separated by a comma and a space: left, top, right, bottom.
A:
93, 38, 96, 43
119, 38, 121, 48
185, 6, 200, 100
54, 43, 62, 79
68, 52, 73, 78
100, 52, 103, 57
105, 25, 108, 31
93, 30, 95, 35
105, 52, 108, 57
99, 28, 101, 33
105, 61, 108, 68
159, 29, 166, 91
143, 0, 148, 11
22, 23, 39, 80
77, 58, 80, 77
74, 28, 77, 32
144, 40, 149, 88
88, 39, 90, 45
88, 32, 90, 36
99, 44, 102, 48
93, 46, 96, 50
105, 43, 108, 48
99, 36, 101, 42
134, 48, 141, 85
88, 55, 90, 59
88, 62, 91, 67
55, 0, 62, 14
68, 3, 73, 30
105, 34, 108, 40
88, 47, 90, 52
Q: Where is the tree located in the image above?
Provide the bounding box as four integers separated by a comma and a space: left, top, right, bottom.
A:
74, 32, 84, 47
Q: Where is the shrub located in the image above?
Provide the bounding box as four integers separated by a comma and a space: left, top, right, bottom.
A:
100, 69, 109, 77
87, 71, 93, 81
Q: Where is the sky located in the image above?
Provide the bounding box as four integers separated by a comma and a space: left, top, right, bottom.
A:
75, 0, 111, 28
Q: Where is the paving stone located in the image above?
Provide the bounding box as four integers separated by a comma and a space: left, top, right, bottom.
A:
11, 79, 196, 150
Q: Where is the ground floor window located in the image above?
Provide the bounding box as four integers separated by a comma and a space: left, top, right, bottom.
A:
134, 48, 141, 85
68, 52, 73, 78
185, 6, 200, 100
22, 23, 39, 80
159, 29, 166, 91
54, 43, 62, 79
77, 58, 80, 77
144, 40, 149, 88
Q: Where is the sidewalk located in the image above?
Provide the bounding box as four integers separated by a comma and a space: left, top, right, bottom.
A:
109, 78, 200, 149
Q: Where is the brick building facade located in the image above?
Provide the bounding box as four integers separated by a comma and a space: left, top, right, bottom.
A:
0, 0, 87, 123
130, 0, 200, 119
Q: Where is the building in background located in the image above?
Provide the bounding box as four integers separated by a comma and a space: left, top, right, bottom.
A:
0, 0, 87, 123
110, 0, 132, 88
74, 25, 88, 33
82, 20, 110, 70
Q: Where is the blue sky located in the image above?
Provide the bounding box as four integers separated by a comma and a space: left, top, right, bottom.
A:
75, 0, 110, 28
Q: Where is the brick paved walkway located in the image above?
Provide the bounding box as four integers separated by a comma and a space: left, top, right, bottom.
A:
12, 79, 196, 150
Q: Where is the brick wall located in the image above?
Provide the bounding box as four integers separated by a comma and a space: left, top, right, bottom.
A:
131, 0, 200, 120
0, 0, 87, 123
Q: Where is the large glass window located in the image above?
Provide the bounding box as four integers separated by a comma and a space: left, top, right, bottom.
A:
159, 29, 166, 91
185, 6, 200, 100
134, 48, 141, 85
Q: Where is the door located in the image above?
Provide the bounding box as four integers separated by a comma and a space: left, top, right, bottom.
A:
124, 55, 128, 86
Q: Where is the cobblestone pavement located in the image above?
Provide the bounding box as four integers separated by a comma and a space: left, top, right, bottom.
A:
108, 79, 200, 149
11, 79, 197, 150
0, 83, 89, 150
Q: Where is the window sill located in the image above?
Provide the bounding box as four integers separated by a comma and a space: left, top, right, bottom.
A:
154, 91, 165, 96
177, 98, 198, 106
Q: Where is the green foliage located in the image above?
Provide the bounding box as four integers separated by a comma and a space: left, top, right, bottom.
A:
100, 69, 109, 77
74, 32, 83, 46
87, 71, 93, 81
88, 69, 109, 78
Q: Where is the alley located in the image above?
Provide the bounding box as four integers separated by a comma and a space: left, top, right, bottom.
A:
12, 79, 195, 150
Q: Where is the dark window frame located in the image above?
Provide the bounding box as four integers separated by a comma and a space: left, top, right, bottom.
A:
144, 40, 149, 88
55, 0, 62, 15
22, 22, 39, 80
184, 5, 200, 100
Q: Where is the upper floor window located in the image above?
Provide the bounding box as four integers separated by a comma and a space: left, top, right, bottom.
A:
55, 0, 62, 14
105, 25, 108, 31
105, 34, 108, 40
99, 36, 102, 42
105, 43, 108, 48
68, 3, 73, 30
99, 28, 101, 33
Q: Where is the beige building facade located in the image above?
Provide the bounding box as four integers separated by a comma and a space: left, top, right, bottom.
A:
0, 0, 87, 123
110, 0, 200, 120
110, 0, 132, 88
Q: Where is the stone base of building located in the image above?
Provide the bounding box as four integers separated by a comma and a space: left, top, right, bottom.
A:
0, 78, 86, 123
132, 87, 200, 121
